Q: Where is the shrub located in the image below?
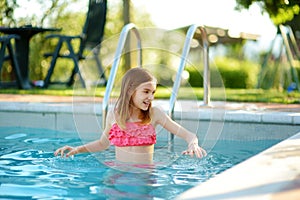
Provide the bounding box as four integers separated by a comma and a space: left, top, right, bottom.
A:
186, 57, 260, 89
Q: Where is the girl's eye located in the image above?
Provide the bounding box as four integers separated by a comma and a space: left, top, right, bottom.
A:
143, 90, 155, 94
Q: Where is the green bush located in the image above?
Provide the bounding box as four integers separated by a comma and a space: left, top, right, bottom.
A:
186, 57, 260, 89
186, 66, 203, 87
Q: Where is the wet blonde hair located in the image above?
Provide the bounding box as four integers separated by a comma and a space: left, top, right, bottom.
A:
115, 68, 157, 129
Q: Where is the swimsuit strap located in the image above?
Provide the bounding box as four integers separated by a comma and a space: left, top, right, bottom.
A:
110, 110, 117, 125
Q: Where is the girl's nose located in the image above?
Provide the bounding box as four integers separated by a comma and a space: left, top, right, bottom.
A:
148, 94, 154, 100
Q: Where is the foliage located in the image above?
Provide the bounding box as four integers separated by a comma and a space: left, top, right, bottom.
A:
1, 0, 154, 82
0, 0, 17, 26
215, 57, 260, 88
235, 0, 300, 25
0, 0, 80, 27
186, 56, 260, 89
1, 87, 299, 104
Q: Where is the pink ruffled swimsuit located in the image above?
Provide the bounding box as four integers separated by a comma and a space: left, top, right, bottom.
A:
109, 122, 156, 147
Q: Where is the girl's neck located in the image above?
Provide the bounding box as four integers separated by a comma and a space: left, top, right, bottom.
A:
128, 108, 142, 122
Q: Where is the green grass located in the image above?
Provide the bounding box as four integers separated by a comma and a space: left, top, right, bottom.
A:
1, 87, 299, 104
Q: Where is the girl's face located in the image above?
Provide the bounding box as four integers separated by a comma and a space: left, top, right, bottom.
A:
131, 81, 156, 111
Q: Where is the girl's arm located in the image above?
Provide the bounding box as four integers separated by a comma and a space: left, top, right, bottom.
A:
54, 110, 113, 157
152, 107, 207, 158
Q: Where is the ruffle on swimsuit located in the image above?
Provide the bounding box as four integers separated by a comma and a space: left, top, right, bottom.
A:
109, 122, 156, 147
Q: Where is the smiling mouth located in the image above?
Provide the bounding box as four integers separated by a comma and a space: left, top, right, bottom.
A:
143, 101, 150, 107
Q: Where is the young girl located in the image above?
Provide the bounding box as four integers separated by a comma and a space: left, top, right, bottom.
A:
54, 68, 207, 164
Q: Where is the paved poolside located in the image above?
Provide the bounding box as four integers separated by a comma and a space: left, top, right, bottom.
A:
0, 94, 299, 112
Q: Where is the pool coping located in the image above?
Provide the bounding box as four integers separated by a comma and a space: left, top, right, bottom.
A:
177, 131, 300, 200
1, 99, 300, 199
0, 100, 299, 125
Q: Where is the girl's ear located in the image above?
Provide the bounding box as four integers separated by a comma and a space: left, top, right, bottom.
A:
130, 90, 136, 99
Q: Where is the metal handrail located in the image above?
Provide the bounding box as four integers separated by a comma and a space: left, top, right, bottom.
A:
286, 25, 300, 59
279, 24, 300, 91
102, 23, 142, 127
168, 24, 210, 121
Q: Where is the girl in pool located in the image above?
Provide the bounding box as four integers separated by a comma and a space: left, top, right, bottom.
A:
54, 68, 207, 163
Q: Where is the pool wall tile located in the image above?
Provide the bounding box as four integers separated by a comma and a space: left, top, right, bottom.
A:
291, 113, 300, 125
56, 113, 77, 131
225, 111, 262, 123
72, 113, 102, 134
1, 101, 299, 136
261, 112, 293, 124
179, 118, 299, 141
0, 111, 56, 130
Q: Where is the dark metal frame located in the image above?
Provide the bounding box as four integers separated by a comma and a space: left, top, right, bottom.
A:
0, 34, 24, 89
43, 0, 107, 88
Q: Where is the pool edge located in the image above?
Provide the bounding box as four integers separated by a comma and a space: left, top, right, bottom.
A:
1, 100, 300, 199
176, 131, 300, 200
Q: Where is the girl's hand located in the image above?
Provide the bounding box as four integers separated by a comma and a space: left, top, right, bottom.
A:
54, 145, 79, 158
182, 137, 207, 158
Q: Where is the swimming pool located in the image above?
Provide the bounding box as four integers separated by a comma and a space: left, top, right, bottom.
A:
0, 126, 281, 199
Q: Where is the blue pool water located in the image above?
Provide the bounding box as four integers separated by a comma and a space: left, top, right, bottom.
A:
0, 127, 281, 199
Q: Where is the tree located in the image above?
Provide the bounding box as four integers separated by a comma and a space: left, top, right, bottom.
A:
0, 0, 81, 27
235, 0, 300, 25
0, 0, 17, 26
1, 0, 154, 82
1, 0, 84, 81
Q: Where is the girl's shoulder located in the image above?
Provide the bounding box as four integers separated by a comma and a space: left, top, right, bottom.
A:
150, 105, 163, 114
150, 106, 167, 123
106, 109, 117, 125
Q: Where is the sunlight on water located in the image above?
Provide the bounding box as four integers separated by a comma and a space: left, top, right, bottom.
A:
0, 127, 280, 199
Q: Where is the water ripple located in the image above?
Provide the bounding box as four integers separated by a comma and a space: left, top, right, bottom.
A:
0, 127, 280, 199
4, 133, 27, 140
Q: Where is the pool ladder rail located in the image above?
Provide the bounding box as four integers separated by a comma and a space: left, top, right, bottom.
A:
102, 24, 211, 133
169, 24, 210, 119
168, 24, 210, 141
102, 23, 142, 128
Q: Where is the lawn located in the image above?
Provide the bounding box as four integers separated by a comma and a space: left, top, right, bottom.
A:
1, 87, 299, 104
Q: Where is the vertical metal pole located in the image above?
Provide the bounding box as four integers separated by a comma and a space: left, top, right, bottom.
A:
279, 25, 300, 91
200, 27, 210, 106
102, 23, 142, 128
168, 25, 210, 144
